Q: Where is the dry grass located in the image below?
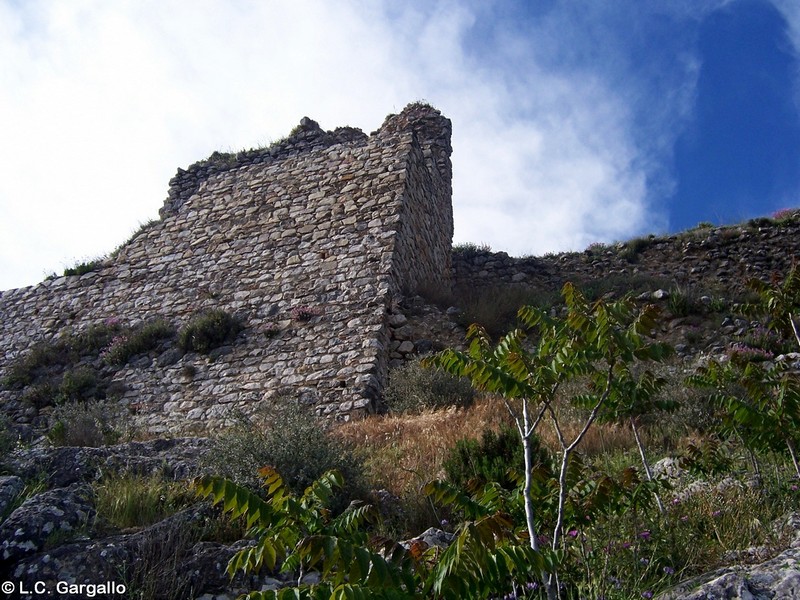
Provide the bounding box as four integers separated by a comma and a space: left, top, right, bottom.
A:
536, 419, 637, 457
333, 394, 677, 537
335, 395, 655, 495
336, 394, 671, 490
334, 395, 512, 496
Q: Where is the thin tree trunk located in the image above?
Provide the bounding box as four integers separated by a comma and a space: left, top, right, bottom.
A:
630, 416, 665, 514
787, 437, 800, 479
521, 431, 540, 553
517, 400, 558, 600
790, 313, 800, 349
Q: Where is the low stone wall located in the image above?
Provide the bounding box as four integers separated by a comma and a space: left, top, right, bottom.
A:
451, 216, 800, 295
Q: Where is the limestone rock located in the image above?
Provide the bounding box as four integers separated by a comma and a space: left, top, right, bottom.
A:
0, 483, 95, 563
657, 547, 800, 600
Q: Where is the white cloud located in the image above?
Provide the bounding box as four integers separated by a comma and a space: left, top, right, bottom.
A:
0, 0, 728, 290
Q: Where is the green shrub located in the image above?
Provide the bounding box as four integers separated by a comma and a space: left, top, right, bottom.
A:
177, 309, 242, 354
63, 258, 104, 277
620, 236, 653, 263
443, 425, 547, 490
1, 340, 73, 390
20, 382, 58, 409
383, 358, 475, 414
101, 319, 175, 366
452, 242, 492, 258
70, 322, 123, 355
56, 366, 105, 404
48, 399, 129, 447
2, 323, 122, 398
668, 285, 703, 317
205, 400, 365, 508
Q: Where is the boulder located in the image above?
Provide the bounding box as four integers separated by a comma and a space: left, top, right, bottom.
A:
0, 483, 95, 563
657, 547, 800, 600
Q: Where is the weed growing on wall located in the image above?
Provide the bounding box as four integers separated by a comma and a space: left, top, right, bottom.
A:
452, 241, 492, 259
177, 309, 242, 354
62, 258, 105, 277
100, 318, 175, 366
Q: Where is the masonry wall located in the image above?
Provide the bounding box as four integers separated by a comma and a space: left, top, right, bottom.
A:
0, 104, 453, 434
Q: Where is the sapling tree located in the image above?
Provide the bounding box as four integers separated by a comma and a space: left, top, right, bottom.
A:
589, 366, 675, 514
426, 283, 670, 599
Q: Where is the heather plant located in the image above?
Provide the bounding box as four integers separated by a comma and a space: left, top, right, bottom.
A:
178, 309, 242, 354
100, 318, 175, 366
383, 357, 475, 414
771, 207, 797, 221
738, 325, 794, 356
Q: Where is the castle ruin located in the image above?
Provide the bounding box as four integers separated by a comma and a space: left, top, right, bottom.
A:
0, 103, 454, 433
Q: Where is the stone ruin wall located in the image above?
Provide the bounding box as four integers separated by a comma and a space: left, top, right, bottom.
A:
0, 104, 453, 434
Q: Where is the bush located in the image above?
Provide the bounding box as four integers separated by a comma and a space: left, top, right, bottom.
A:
620, 236, 653, 263
452, 242, 492, 259
63, 258, 104, 277
101, 319, 175, 366
668, 285, 703, 317
383, 358, 475, 413
205, 399, 365, 508
444, 425, 548, 490
178, 310, 242, 354
1, 340, 73, 390
56, 366, 105, 404
48, 399, 129, 447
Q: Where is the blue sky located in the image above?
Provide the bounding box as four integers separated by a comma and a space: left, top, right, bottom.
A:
1, 0, 799, 290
